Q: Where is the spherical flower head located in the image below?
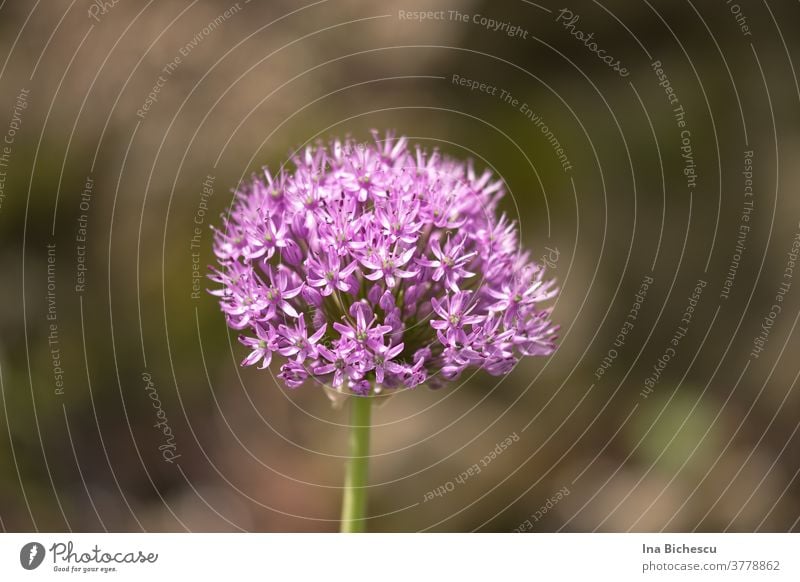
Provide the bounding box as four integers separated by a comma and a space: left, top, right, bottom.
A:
210, 131, 559, 396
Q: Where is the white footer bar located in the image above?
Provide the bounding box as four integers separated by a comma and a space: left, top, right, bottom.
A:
1, 533, 797, 581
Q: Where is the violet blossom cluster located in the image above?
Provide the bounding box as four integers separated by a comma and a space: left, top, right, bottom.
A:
210, 132, 558, 395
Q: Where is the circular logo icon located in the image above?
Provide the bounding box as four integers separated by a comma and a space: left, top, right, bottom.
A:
19, 542, 45, 570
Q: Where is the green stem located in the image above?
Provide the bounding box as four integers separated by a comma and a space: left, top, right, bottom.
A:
340, 394, 372, 533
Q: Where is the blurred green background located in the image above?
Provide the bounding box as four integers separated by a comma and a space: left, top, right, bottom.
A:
1, 0, 799, 532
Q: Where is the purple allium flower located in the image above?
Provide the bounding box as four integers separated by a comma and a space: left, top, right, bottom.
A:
210, 131, 559, 395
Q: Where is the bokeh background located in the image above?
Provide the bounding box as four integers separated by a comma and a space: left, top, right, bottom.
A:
1, 0, 799, 532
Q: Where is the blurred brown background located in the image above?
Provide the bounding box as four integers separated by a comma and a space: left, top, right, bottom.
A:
1, 0, 799, 532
